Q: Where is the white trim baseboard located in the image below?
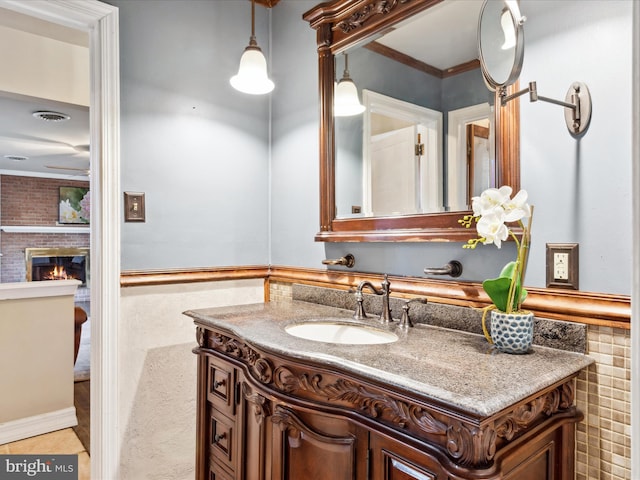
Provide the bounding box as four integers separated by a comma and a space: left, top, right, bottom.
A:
0, 407, 77, 445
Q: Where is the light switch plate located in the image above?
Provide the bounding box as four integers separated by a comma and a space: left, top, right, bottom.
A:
124, 192, 146, 222
546, 243, 578, 289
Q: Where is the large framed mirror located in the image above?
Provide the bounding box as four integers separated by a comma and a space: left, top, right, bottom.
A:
304, 0, 521, 242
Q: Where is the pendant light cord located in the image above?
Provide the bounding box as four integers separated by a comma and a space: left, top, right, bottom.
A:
249, 0, 257, 47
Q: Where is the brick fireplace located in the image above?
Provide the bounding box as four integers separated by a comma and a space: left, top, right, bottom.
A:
0, 175, 90, 302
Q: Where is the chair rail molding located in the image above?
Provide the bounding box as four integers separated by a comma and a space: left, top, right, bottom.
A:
121, 265, 630, 329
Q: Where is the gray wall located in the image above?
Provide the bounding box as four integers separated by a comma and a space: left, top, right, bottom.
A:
518, 0, 632, 294
269, 0, 325, 266
115, 0, 633, 295
113, 0, 271, 270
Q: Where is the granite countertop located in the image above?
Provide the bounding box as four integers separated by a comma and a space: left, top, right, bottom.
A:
185, 301, 594, 418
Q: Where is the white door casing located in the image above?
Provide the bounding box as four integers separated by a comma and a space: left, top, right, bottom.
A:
0, 1, 121, 478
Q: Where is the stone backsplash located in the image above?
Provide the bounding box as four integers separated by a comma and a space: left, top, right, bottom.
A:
291, 283, 587, 353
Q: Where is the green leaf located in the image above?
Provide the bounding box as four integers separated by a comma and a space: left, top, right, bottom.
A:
482, 276, 512, 312
483, 261, 528, 312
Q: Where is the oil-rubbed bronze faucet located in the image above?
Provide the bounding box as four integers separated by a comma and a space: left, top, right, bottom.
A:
353, 274, 392, 323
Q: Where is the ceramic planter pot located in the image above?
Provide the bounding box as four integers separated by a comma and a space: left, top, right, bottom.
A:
489, 310, 534, 354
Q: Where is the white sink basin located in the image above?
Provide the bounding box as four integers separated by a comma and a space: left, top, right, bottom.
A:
285, 321, 398, 345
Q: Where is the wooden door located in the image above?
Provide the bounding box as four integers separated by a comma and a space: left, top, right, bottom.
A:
369, 125, 418, 216
271, 405, 368, 480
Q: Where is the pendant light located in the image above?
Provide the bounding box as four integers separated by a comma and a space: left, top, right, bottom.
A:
230, 0, 274, 95
334, 53, 365, 116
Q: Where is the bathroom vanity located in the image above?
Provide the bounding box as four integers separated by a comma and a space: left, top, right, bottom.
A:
186, 301, 593, 480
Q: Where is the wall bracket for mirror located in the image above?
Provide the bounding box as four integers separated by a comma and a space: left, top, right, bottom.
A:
500, 81, 592, 136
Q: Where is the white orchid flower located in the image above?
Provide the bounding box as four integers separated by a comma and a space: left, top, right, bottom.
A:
461, 185, 534, 315
477, 210, 509, 248
503, 189, 531, 222
472, 186, 512, 217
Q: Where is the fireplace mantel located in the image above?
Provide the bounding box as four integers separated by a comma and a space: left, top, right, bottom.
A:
0, 225, 90, 234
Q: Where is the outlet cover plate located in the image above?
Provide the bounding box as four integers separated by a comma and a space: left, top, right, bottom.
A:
546, 243, 579, 289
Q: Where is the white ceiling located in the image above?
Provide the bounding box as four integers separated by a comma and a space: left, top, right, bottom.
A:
0, 7, 89, 179
376, 0, 482, 70
0, 92, 90, 177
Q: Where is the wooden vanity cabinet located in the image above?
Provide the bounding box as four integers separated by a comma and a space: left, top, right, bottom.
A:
199, 353, 271, 480
194, 324, 582, 480
199, 350, 369, 480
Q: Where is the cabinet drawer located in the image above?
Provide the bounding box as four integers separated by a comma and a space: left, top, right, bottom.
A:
209, 459, 234, 480
207, 355, 236, 415
371, 433, 444, 480
209, 409, 236, 471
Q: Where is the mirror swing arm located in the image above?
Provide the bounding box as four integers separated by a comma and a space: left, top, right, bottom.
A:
304, 0, 521, 243
479, 0, 592, 137
500, 81, 592, 136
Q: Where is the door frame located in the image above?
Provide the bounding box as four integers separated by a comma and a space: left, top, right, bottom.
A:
632, 1, 639, 478
446, 103, 492, 211
0, 1, 121, 478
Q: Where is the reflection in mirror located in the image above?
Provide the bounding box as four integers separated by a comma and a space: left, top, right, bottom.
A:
447, 102, 494, 211
333, 0, 495, 219
478, 0, 525, 89
336, 90, 443, 218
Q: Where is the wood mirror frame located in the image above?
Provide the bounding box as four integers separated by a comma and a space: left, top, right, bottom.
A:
304, 0, 520, 242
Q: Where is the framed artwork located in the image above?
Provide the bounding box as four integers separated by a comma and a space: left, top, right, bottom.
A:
59, 186, 90, 224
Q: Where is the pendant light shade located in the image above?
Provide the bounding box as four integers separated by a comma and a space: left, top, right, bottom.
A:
230, 0, 274, 95
334, 54, 365, 116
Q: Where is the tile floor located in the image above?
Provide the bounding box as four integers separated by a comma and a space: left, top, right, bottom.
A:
0, 428, 90, 480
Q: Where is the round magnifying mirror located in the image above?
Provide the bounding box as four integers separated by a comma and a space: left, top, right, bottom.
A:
478, 0, 525, 90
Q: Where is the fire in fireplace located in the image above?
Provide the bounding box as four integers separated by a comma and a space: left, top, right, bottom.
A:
25, 247, 90, 286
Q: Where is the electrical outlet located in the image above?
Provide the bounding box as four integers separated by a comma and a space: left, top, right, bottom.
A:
553, 252, 569, 280
546, 243, 579, 289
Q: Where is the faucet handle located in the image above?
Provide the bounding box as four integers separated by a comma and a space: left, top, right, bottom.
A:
399, 298, 427, 330
353, 288, 368, 320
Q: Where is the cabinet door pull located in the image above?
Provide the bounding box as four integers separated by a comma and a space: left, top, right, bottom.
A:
213, 379, 226, 389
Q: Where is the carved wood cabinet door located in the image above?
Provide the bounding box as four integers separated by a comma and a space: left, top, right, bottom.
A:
270, 404, 369, 480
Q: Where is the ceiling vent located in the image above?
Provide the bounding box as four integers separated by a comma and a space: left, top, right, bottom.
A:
33, 111, 71, 122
